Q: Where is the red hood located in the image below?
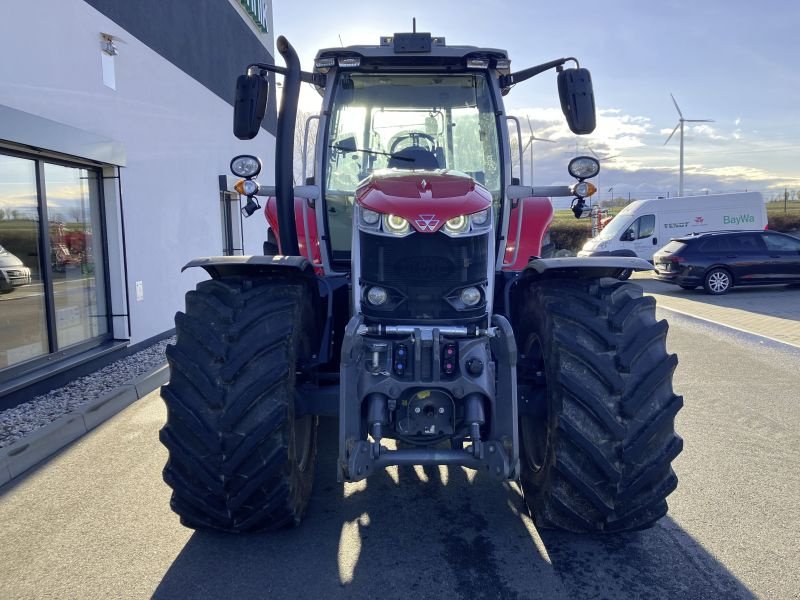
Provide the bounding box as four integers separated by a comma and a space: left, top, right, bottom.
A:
356, 170, 492, 233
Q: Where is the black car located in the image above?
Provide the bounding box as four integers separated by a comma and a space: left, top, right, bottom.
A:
653, 230, 800, 294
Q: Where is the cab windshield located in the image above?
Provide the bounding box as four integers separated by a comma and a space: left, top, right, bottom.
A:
597, 204, 637, 240
324, 72, 501, 256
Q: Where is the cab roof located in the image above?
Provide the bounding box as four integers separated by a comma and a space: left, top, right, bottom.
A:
314, 32, 508, 69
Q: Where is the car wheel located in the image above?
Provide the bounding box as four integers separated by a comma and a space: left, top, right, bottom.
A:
703, 268, 732, 295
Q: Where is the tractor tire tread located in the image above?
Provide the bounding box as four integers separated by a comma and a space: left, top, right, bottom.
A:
160, 275, 317, 533
517, 278, 682, 533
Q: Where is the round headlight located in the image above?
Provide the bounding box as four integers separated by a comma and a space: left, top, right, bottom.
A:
366, 286, 388, 305
460, 287, 481, 306
242, 179, 260, 196
567, 156, 600, 180
361, 208, 380, 225
230, 155, 262, 178
471, 209, 490, 226
384, 214, 410, 234
445, 215, 468, 234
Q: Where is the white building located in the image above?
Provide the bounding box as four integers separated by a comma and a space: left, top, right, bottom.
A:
0, 0, 276, 400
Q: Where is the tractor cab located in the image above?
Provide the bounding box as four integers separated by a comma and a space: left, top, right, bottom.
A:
312, 38, 509, 273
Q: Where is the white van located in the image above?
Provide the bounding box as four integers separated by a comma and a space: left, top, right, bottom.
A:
578, 192, 767, 262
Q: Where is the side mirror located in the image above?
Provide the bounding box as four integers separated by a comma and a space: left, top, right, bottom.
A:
558, 68, 596, 135
622, 229, 635, 242
233, 73, 269, 140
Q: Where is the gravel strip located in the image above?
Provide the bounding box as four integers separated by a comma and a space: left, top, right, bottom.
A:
0, 337, 174, 449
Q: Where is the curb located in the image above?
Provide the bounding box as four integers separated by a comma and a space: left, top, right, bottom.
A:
0, 363, 170, 487
656, 305, 800, 353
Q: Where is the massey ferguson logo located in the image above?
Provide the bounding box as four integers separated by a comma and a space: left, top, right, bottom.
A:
415, 214, 440, 231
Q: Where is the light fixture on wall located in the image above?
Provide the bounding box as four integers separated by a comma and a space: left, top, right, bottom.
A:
99, 33, 119, 90
100, 33, 118, 56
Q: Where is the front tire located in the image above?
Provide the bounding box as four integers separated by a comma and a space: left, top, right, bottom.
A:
516, 278, 683, 533
160, 275, 318, 532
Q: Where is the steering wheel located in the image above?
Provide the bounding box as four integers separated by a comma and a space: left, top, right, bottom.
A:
388, 131, 437, 154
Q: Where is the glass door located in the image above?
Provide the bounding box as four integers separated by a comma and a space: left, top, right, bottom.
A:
44, 163, 108, 349
0, 154, 48, 368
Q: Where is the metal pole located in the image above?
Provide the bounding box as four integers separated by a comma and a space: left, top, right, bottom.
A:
679, 120, 685, 196
529, 141, 533, 186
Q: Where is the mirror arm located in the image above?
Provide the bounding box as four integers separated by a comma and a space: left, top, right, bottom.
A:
247, 62, 326, 87
499, 57, 578, 88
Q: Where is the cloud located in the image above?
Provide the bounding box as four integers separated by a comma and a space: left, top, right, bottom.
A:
507, 104, 795, 202
685, 164, 773, 180
689, 124, 727, 140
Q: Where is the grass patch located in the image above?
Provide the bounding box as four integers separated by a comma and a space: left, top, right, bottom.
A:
768, 213, 800, 233
549, 212, 591, 254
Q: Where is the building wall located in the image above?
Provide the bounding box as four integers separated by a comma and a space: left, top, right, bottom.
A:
0, 0, 277, 354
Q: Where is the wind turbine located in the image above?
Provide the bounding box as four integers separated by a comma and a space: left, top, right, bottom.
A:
587, 144, 620, 162
521, 115, 555, 183
586, 145, 620, 204
664, 93, 713, 196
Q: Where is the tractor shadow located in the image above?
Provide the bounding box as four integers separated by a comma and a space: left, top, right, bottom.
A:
154, 418, 756, 600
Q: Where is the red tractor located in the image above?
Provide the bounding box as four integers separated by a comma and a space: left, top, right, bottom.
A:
160, 31, 682, 534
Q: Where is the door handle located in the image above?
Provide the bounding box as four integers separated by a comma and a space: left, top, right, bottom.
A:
652, 238, 658, 245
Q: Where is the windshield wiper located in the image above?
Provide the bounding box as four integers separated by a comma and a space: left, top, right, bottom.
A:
329, 144, 413, 162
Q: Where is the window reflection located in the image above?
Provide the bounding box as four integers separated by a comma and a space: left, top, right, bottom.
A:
0, 155, 48, 368
44, 164, 107, 349
0, 153, 109, 374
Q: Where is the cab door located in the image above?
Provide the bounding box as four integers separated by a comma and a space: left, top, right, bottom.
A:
622, 214, 657, 259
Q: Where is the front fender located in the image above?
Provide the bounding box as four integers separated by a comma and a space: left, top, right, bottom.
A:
523, 256, 653, 280
182, 255, 315, 279
577, 249, 638, 258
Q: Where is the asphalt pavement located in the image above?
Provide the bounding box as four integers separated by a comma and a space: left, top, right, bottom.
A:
632, 271, 800, 348
0, 311, 798, 600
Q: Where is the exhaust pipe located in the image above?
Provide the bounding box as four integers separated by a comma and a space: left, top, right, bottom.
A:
275, 36, 300, 256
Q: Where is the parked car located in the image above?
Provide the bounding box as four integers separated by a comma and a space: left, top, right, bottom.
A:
653, 230, 800, 294
0, 244, 32, 294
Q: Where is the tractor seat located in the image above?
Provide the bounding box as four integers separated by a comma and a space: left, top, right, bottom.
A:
387, 146, 440, 170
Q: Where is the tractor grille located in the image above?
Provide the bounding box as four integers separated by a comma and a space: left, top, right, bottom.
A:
359, 231, 488, 322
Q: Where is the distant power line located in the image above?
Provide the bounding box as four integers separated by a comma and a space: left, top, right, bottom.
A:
618, 144, 800, 158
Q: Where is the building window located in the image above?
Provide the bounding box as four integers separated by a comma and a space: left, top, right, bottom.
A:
0, 151, 110, 376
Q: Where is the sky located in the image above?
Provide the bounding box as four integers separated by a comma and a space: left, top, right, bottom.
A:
272, 0, 800, 203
